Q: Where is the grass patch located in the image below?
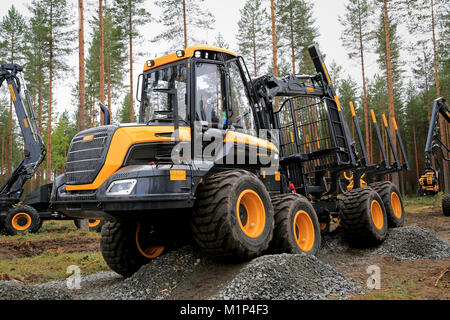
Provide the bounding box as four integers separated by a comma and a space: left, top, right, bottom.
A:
352, 279, 419, 300
0, 220, 101, 243
403, 193, 443, 214
0, 251, 109, 284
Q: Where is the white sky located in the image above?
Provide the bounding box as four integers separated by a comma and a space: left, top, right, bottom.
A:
0, 0, 410, 121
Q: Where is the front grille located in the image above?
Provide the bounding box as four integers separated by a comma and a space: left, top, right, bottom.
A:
65, 126, 117, 185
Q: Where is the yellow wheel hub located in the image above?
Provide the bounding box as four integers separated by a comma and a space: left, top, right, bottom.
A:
88, 219, 101, 228
135, 224, 165, 259
236, 189, 266, 238
391, 192, 402, 219
371, 200, 384, 230
11, 213, 32, 231
293, 210, 315, 252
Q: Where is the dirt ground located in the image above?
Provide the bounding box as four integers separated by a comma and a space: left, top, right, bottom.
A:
319, 209, 450, 299
0, 203, 448, 300
0, 238, 100, 260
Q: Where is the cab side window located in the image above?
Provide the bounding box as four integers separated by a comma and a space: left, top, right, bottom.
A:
195, 62, 226, 127
228, 61, 256, 135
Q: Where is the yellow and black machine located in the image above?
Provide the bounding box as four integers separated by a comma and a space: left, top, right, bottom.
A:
51, 44, 409, 276
418, 97, 450, 216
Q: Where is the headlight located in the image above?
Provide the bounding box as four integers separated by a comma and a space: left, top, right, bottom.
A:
106, 179, 137, 195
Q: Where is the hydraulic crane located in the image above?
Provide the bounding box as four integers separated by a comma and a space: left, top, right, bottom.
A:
0, 63, 46, 234
418, 97, 450, 216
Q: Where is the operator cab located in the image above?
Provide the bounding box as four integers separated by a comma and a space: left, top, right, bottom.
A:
138, 44, 259, 136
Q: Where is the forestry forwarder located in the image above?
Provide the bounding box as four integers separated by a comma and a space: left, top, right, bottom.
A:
51, 44, 409, 277
418, 97, 450, 216
0, 64, 103, 235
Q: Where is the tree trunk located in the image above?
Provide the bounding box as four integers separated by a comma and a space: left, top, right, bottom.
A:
383, 0, 399, 187
289, 7, 296, 74
182, 0, 187, 49
412, 115, 419, 182
107, 56, 111, 115
270, 0, 279, 111
270, 0, 278, 78
431, 0, 449, 193
37, 73, 42, 186
358, 0, 370, 164
1, 132, 4, 184
78, 0, 86, 131
129, 0, 134, 122
99, 0, 105, 125
7, 37, 14, 178
47, 1, 53, 184
8, 100, 12, 177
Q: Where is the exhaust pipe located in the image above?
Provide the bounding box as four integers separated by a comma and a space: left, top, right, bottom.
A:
99, 102, 111, 125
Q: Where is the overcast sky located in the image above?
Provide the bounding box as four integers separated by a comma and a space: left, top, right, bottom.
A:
0, 0, 402, 120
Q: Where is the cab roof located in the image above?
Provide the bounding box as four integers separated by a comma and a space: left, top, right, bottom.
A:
143, 44, 238, 72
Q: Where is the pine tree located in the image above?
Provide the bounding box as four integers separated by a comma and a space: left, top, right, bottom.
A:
213, 33, 229, 50
339, 0, 374, 162
29, 0, 75, 183
276, 0, 319, 74
84, 11, 127, 126
0, 5, 26, 178
51, 112, 77, 175
405, 0, 449, 192
99, 0, 106, 125
153, 0, 215, 51
78, 0, 86, 131
24, 4, 50, 186
373, 0, 404, 187
236, 0, 270, 77
116, 92, 136, 123
112, 0, 151, 123
270, 0, 279, 78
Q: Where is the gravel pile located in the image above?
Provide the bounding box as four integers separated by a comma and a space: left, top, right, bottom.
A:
371, 226, 450, 259
212, 253, 362, 300
0, 280, 72, 300
319, 228, 351, 255
319, 226, 450, 260
88, 246, 202, 300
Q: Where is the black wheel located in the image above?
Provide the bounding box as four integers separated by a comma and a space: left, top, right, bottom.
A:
339, 188, 388, 246
191, 170, 274, 261
271, 194, 321, 255
4, 205, 41, 235
74, 219, 104, 232
100, 221, 165, 277
443, 194, 450, 216
370, 181, 404, 227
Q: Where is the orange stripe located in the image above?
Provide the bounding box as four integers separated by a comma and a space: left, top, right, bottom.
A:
66, 126, 191, 191
381, 114, 388, 127
370, 109, 377, 123
349, 101, 356, 117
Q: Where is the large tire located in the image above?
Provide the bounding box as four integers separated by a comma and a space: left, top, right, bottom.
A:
443, 194, 450, 216
100, 221, 165, 277
271, 194, 321, 255
339, 188, 388, 246
4, 205, 41, 235
370, 181, 404, 227
74, 219, 104, 232
191, 170, 274, 261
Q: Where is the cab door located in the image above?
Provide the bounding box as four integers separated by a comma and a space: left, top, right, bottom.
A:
193, 61, 228, 163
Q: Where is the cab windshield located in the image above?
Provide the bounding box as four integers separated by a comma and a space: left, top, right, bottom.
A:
143, 62, 188, 123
